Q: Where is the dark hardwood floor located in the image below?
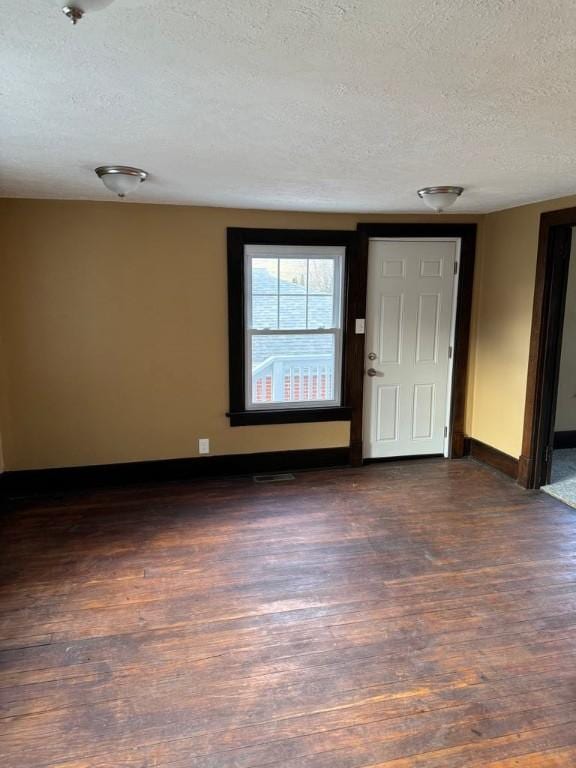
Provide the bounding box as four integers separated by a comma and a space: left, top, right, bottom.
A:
2, 458, 576, 767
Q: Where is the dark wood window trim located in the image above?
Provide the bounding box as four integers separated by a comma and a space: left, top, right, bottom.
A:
352, 223, 477, 466
519, 207, 575, 489
227, 228, 357, 427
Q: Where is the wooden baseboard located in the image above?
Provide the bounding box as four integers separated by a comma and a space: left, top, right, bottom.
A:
464, 437, 519, 480
0, 437, 524, 499
0, 447, 350, 498
517, 454, 533, 488
554, 430, 576, 449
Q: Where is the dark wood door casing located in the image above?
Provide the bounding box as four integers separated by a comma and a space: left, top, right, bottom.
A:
519, 208, 574, 488
352, 223, 477, 466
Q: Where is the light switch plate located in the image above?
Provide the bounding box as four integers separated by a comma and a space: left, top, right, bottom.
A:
198, 438, 210, 455
355, 318, 365, 334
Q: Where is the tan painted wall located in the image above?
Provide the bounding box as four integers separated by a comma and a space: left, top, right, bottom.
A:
555, 228, 576, 432
0, 340, 6, 473
4, 191, 576, 470
470, 194, 576, 458
0, 199, 479, 471
0, 280, 9, 474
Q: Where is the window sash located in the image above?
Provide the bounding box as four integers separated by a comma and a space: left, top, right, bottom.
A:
244, 245, 345, 411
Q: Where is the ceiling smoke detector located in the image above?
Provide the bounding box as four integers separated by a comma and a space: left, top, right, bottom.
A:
95, 166, 149, 198
417, 186, 464, 213
61, 0, 115, 24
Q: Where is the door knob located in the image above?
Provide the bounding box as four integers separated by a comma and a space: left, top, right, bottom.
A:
367, 352, 377, 360
367, 368, 381, 377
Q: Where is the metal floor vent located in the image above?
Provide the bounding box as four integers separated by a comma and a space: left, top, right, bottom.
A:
253, 473, 296, 484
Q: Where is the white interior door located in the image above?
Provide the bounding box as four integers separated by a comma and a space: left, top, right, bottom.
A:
363, 239, 458, 459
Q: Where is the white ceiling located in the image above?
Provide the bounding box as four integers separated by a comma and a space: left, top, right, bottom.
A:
2, 0, 576, 212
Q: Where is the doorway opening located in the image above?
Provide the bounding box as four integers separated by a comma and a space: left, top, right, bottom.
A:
520, 208, 576, 490
542, 228, 576, 506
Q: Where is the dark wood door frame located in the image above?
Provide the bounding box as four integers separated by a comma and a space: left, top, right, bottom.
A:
349, 223, 477, 466
519, 207, 574, 489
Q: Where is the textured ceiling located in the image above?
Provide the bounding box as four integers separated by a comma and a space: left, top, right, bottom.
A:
2, 0, 576, 212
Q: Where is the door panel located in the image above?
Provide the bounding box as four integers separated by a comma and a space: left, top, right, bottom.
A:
363, 239, 457, 459
412, 383, 435, 439
379, 295, 403, 363
376, 385, 399, 442
416, 294, 440, 363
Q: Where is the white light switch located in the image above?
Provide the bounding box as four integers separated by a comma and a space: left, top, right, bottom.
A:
355, 318, 365, 334
198, 438, 210, 455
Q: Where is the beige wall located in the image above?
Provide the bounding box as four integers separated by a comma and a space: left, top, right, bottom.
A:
555, 227, 576, 432
0, 199, 479, 471
4, 191, 576, 470
469, 193, 576, 458
0, 301, 9, 473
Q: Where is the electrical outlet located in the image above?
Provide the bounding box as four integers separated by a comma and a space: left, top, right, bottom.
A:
198, 438, 210, 455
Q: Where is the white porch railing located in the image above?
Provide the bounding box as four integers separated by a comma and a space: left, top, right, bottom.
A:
252, 354, 334, 403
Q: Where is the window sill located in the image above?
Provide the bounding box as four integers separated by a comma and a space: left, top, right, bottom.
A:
227, 406, 352, 426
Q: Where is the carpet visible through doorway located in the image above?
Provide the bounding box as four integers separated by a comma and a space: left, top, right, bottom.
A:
541, 448, 576, 509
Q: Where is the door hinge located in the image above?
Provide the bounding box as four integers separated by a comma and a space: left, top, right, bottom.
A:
544, 445, 552, 464
444, 426, 448, 438
448, 345, 453, 359
454, 261, 458, 275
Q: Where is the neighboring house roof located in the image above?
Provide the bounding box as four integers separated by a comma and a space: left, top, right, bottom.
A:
251, 267, 334, 366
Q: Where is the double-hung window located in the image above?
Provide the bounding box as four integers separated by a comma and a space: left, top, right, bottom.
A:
246, 244, 344, 409
227, 230, 353, 426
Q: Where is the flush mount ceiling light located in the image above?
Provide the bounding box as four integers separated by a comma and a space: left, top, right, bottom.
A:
417, 186, 464, 213
61, 0, 115, 24
95, 166, 148, 198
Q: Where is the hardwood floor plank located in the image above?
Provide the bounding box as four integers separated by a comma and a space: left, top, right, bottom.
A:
2, 459, 576, 767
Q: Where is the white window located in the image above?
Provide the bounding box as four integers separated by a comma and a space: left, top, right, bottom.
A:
244, 244, 345, 410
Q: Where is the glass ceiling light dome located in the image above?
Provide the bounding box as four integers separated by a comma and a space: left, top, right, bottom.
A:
95, 166, 149, 198
62, 0, 115, 24
417, 186, 464, 213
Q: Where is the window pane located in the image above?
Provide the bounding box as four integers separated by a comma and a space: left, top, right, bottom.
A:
307, 295, 333, 328
308, 259, 334, 295
279, 259, 307, 293
252, 258, 278, 294
251, 295, 278, 329
251, 334, 336, 405
279, 296, 306, 329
